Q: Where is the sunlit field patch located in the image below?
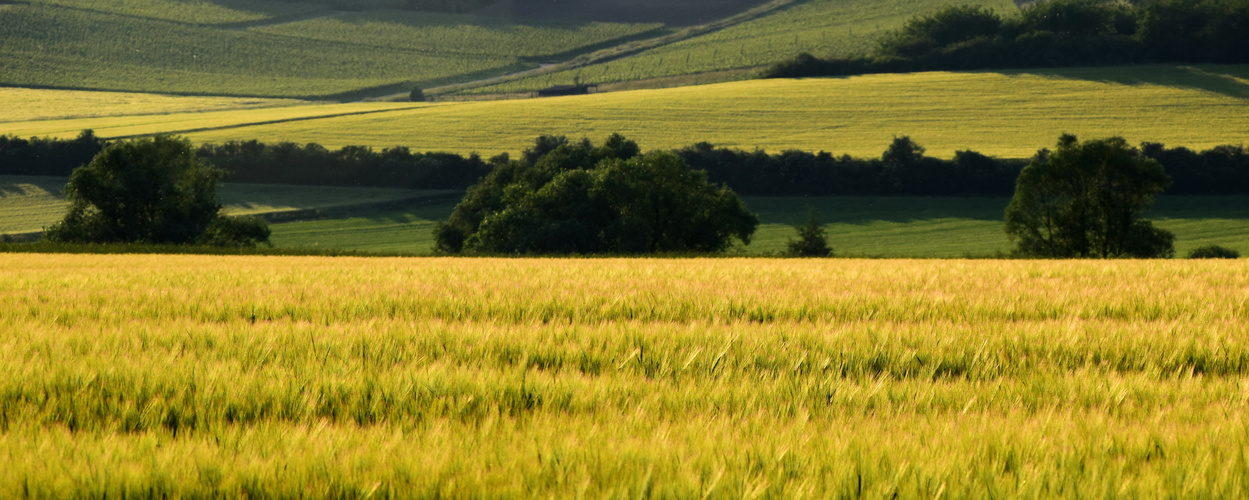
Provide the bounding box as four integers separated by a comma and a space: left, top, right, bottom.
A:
2, 255, 1247, 496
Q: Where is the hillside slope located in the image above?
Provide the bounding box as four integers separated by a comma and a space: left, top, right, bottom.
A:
462, 0, 1018, 94
0, 0, 664, 98
7, 65, 1239, 159
0, 0, 1015, 98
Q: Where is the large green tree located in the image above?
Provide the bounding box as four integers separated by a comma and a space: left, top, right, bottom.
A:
45, 135, 270, 246
434, 135, 757, 254
1005, 134, 1174, 258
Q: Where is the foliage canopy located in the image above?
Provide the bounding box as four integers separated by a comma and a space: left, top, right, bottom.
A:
1005, 134, 1174, 258
45, 135, 270, 247
786, 207, 833, 257
434, 134, 757, 254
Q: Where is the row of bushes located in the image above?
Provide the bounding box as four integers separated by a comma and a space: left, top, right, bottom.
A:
2, 131, 1246, 196
764, 0, 1249, 78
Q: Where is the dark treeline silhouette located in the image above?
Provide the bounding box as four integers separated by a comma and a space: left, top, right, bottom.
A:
195, 141, 493, 189
677, 138, 1027, 196
764, 0, 1249, 78
0, 131, 106, 177
3, 132, 1247, 196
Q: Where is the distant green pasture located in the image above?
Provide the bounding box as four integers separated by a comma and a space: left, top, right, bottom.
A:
264, 196, 1249, 257
0, 176, 434, 234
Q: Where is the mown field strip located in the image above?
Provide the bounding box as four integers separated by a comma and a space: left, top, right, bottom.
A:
1, 255, 1247, 496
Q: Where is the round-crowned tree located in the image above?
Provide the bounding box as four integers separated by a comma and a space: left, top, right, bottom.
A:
45, 135, 270, 246
434, 134, 757, 254
1005, 134, 1174, 258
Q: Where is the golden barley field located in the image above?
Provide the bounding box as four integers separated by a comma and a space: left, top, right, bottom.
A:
2, 254, 1248, 497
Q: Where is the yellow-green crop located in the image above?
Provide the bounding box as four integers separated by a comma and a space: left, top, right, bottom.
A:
1, 254, 1248, 497
0, 87, 306, 123
8, 65, 1242, 159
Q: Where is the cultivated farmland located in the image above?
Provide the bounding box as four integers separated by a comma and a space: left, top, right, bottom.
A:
56, 65, 1245, 159
1, 255, 1247, 496
26, 0, 321, 25
0, 88, 305, 123
252, 10, 663, 60
465, 0, 1018, 93
6, 66, 1246, 158
0, 2, 662, 98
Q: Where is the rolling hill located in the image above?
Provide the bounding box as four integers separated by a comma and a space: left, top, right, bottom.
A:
7, 65, 1246, 160
0, 0, 1017, 98
0, 0, 665, 98
465, 0, 1018, 94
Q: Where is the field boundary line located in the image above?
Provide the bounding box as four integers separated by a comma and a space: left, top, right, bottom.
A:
103, 106, 426, 141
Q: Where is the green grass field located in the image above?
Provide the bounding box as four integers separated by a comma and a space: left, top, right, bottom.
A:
467, 0, 1018, 94
26, 0, 322, 24
262, 195, 1249, 257
10, 176, 1243, 256
2, 0, 1020, 98
0, 176, 437, 234
253, 10, 662, 60
3, 255, 1248, 496
7, 66, 1246, 159
0, 2, 661, 98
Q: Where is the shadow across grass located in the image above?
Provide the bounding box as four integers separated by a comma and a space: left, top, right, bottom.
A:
1013, 65, 1249, 100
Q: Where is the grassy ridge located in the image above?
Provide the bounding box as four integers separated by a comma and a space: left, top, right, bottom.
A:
2, 255, 1248, 496
0, 4, 521, 97
466, 0, 1018, 93
0, 2, 660, 98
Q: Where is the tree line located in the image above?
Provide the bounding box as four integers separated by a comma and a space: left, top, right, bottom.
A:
3, 131, 1247, 196
764, 0, 1249, 78
21, 132, 1239, 258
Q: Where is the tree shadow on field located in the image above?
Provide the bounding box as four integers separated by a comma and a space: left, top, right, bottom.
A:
1007, 65, 1249, 100
0, 177, 66, 200
743, 196, 1011, 226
